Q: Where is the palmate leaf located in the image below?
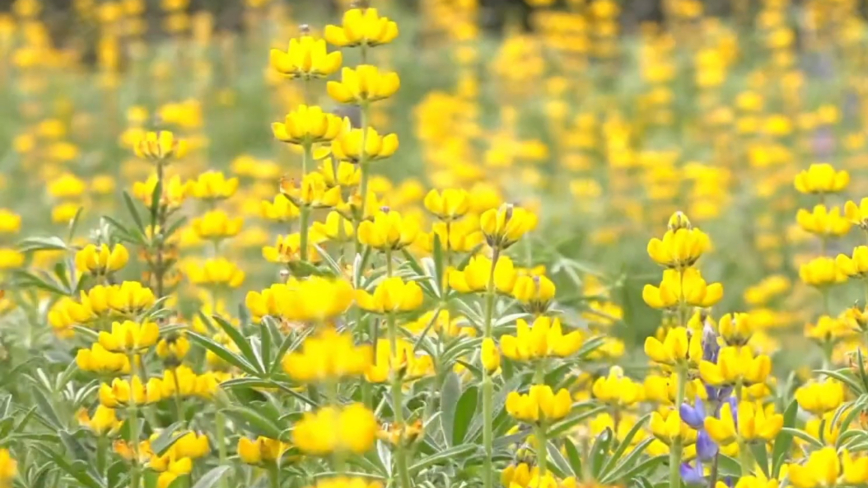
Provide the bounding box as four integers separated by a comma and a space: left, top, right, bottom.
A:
210, 314, 264, 375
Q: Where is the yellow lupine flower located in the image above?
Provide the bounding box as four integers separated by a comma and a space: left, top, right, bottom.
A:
292, 403, 377, 455
718, 312, 753, 346
156, 333, 190, 361
500, 316, 583, 361
836, 246, 868, 279
77, 405, 122, 435
0, 209, 21, 234
260, 195, 300, 222
282, 327, 372, 382
844, 198, 868, 228
644, 373, 708, 405
74, 243, 129, 275
804, 315, 857, 344
246, 278, 355, 323
76, 343, 131, 374
324, 7, 398, 47
0, 449, 16, 486
237, 436, 289, 465
331, 126, 399, 163
356, 277, 424, 314
480, 204, 537, 249
98, 320, 160, 352
647, 227, 711, 269
365, 337, 433, 382
321, 160, 361, 188
481, 338, 501, 373
187, 170, 239, 200
424, 188, 470, 221
511, 274, 556, 313
799, 256, 847, 287
327, 65, 400, 105
505, 385, 571, 423
650, 409, 697, 445
644, 326, 702, 366
307, 477, 384, 488
793, 163, 849, 194
447, 254, 517, 293
357, 209, 419, 250
270, 36, 342, 80
191, 210, 243, 240
698, 345, 771, 387
186, 258, 245, 288
796, 205, 851, 237
132, 174, 189, 209
787, 447, 868, 488
705, 401, 782, 445
134, 130, 187, 161
312, 211, 355, 243
280, 172, 343, 208
795, 380, 845, 415
426, 220, 484, 253
99, 376, 163, 407
272, 105, 345, 145
501, 463, 537, 488
643, 268, 724, 309
592, 366, 644, 407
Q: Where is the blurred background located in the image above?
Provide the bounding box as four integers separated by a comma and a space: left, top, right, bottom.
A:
1, 0, 867, 355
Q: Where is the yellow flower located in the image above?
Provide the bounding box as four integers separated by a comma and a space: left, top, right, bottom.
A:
796, 205, 852, 237
331, 126, 399, 163
643, 268, 724, 309
171, 432, 210, 459
280, 172, 343, 208
647, 227, 711, 269
734, 476, 780, 488
98, 320, 160, 352
0, 209, 21, 234
424, 189, 470, 221
98, 376, 163, 407
592, 366, 644, 407
307, 477, 384, 488
356, 277, 424, 314
282, 327, 372, 382
805, 315, 857, 344
293, 403, 377, 455
270, 36, 342, 80
795, 380, 845, 415
0, 449, 16, 485
481, 338, 501, 373
327, 65, 400, 105
324, 7, 398, 47
793, 163, 849, 194
365, 338, 434, 382
262, 233, 322, 264
312, 211, 355, 242
357, 209, 419, 250
237, 436, 289, 465
132, 174, 189, 209
246, 277, 355, 323
321, 160, 361, 188
186, 258, 245, 288
75, 243, 129, 275
448, 254, 517, 293
0, 249, 24, 269
77, 405, 122, 435
502, 463, 537, 488
511, 274, 556, 313
155, 333, 190, 361
644, 326, 702, 366
48, 173, 87, 199
191, 210, 243, 240
718, 313, 753, 346
272, 105, 345, 146
650, 409, 696, 445
837, 246, 868, 279
479, 204, 537, 249
506, 385, 571, 423
844, 198, 868, 228
187, 171, 239, 200
698, 346, 771, 387
500, 316, 583, 361
134, 130, 188, 161
76, 343, 131, 374
260, 195, 300, 222
787, 447, 868, 488
426, 220, 484, 253
800, 256, 847, 287
737, 402, 784, 441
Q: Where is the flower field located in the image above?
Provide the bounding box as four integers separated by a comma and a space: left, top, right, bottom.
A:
1, 0, 868, 488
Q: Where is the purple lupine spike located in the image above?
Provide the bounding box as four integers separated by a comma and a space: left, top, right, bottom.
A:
680, 462, 705, 486
680, 398, 705, 430
702, 321, 719, 362
697, 430, 718, 462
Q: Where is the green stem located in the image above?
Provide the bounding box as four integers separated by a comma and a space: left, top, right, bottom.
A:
216, 410, 228, 488
669, 367, 687, 488
128, 352, 140, 488
299, 144, 312, 263
388, 314, 411, 488
268, 463, 280, 488
536, 422, 548, 476
96, 435, 108, 477
170, 367, 184, 424
354, 102, 371, 256
481, 248, 500, 488
386, 248, 393, 277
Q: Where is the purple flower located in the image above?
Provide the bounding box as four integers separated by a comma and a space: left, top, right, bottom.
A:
702, 322, 719, 362
680, 462, 705, 486
697, 430, 718, 462
680, 398, 705, 429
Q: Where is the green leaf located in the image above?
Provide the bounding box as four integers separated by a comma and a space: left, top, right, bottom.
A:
67, 207, 85, 242
122, 190, 146, 232
590, 428, 613, 477
452, 385, 478, 445
602, 437, 655, 482
408, 444, 476, 474
780, 427, 823, 449
269, 326, 309, 376
816, 369, 864, 395
30, 387, 62, 430
771, 399, 798, 477
546, 441, 574, 476
191, 466, 232, 488
259, 322, 272, 374
211, 314, 263, 374
546, 404, 607, 438
33, 446, 102, 488
220, 377, 317, 407
599, 412, 651, 476
439, 372, 461, 446
751, 441, 770, 477
18, 236, 69, 253
224, 405, 284, 440
432, 234, 444, 297
149, 179, 163, 224
151, 422, 186, 456
187, 331, 259, 376
600, 455, 666, 484
564, 438, 583, 477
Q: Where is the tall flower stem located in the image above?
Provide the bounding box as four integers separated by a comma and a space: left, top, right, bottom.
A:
388, 313, 411, 488
535, 360, 548, 476
153, 160, 167, 298
482, 248, 500, 488
669, 367, 687, 488
127, 352, 141, 488
355, 102, 371, 256
298, 143, 314, 264
216, 410, 228, 488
